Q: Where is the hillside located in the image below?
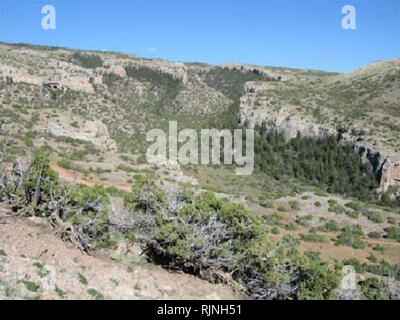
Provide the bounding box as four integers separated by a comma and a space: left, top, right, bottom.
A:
0, 42, 399, 300
0, 206, 242, 300
240, 59, 400, 192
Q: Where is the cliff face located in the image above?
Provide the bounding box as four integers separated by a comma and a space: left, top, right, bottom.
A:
0, 43, 190, 92
239, 73, 400, 194
380, 159, 400, 193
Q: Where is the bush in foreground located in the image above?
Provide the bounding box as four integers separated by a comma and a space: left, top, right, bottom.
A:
124, 178, 341, 299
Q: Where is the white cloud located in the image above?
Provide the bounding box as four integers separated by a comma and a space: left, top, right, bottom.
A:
148, 47, 157, 53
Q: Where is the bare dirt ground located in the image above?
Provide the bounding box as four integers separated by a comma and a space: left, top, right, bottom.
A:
50, 160, 132, 192
0, 206, 244, 300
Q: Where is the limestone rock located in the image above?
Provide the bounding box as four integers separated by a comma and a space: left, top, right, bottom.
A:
48, 120, 116, 151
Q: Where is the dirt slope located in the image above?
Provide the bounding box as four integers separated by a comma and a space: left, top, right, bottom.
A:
0, 206, 244, 300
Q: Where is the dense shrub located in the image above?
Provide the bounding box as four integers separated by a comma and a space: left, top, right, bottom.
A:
296, 262, 341, 300
124, 179, 340, 299
318, 219, 340, 232
359, 278, 390, 300
365, 261, 400, 280
289, 200, 300, 210
263, 213, 284, 226
124, 65, 182, 110
368, 231, 381, 239
102, 73, 122, 87
295, 215, 313, 227
260, 199, 273, 208
328, 203, 346, 214
345, 210, 360, 219
300, 233, 329, 243
387, 216, 396, 225
345, 202, 362, 211
71, 52, 103, 69
57, 158, 73, 170
335, 225, 366, 249
343, 258, 366, 273
1, 148, 113, 251
203, 68, 267, 100
384, 226, 400, 241
254, 129, 379, 202
363, 210, 384, 224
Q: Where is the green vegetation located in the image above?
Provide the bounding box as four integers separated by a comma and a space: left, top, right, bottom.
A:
373, 245, 385, 254
271, 226, 280, 234
92, 167, 111, 175
345, 202, 362, 211
367, 254, 378, 263
335, 225, 366, 249
106, 186, 127, 197
18, 280, 40, 292
87, 288, 104, 300
124, 179, 341, 299
363, 210, 384, 224
24, 131, 34, 147
259, 199, 273, 208
54, 135, 94, 147
368, 231, 381, 239
55, 286, 67, 298
125, 65, 183, 111
360, 278, 390, 300
0, 148, 114, 251
384, 226, 400, 241
295, 215, 313, 227
255, 129, 379, 202
203, 67, 269, 100
70, 144, 100, 160
300, 233, 329, 243
78, 273, 88, 286
277, 205, 287, 212
345, 210, 360, 219
134, 282, 141, 291
116, 164, 137, 173
285, 223, 297, 231
387, 216, 396, 225
102, 73, 122, 87
57, 158, 73, 170
263, 213, 284, 227
289, 200, 300, 210
314, 189, 328, 197
33, 262, 50, 277
318, 219, 340, 232
71, 52, 103, 69
328, 202, 346, 214
343, 258, 400, 287
57, 158, 89, 175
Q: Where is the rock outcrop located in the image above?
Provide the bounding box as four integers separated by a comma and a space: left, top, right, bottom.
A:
380, 159, 400, 193
239, 81, 400, 194
48, 120, 117, 151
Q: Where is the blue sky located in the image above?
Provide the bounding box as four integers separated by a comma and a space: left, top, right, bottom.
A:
0, 0, 398, 72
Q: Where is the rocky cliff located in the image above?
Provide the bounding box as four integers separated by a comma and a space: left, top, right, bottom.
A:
239, 67, 400, 194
